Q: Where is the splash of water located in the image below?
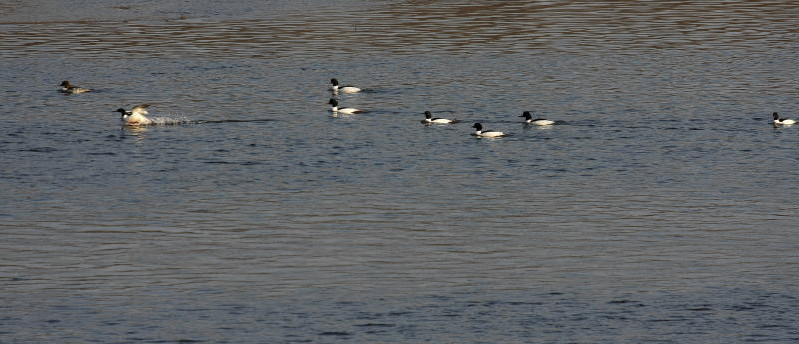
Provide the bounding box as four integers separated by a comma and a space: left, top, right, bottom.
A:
148, 115, 192, 125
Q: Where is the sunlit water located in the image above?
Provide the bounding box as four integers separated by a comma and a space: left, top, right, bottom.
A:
1, 1, 799, 343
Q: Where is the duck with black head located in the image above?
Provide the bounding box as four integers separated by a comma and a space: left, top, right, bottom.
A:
472, 123, 506, 138
330, 78, 361, 94
422, 111, 459, 124
519, 111, 554, 126
115, 104, 152, 125
328, 99, 363, 114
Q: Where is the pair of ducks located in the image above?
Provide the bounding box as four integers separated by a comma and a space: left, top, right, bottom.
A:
329, 78, 363, 114
60, 80, 151, 125
471, 114, 551, 137
422, 111, 553, 125
424, 111, 555, 138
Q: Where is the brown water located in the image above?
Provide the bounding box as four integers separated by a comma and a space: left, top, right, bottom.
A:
1, 1, 798, 343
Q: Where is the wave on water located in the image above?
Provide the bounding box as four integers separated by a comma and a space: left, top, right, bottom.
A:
137, 117, 276, 126
195, 119, 275, 124
122, 114, 276, 127
148, 115, 192, 125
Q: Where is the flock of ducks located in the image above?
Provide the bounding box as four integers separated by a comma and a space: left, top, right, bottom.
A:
61, 78, 796, 133
324, 78, 797, 137
326, 78, 562, 138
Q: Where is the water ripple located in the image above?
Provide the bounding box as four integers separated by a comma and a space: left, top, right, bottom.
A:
2, 1, 798, 58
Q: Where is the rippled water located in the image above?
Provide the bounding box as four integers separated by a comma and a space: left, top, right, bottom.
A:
2, 1, 799, 343
2, 0, 799, 58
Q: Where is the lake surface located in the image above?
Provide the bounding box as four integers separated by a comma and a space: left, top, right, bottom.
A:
1, 1, 798, 342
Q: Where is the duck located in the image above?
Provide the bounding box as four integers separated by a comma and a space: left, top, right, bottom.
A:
329, 99, 362, 114
472, 123, 506, 138
422, 111, 459, 124
772, 112, 796, 125
115, 104, 152, 125
59, 81, 91, 94
519, 111, 554, 126
330, 78, 361, 94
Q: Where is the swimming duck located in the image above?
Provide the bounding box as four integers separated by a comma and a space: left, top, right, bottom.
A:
330, 78, 361, 94
328, 99, 362, 114
422, 111, 458, 124
519, 111, 554, 126
115, 104, 152, 125
59, 81, 91, 94
472, 123, 506, 138
772, 112, 796, 125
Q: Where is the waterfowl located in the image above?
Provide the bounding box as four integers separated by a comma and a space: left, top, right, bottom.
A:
115, 104, 152, 125
472, 123, 505, 138
423, 111, 458, 124
519, 111, 554, 126
773, 112, 796, 125
329, 99, 362, 114
59, 81, 91, 94
330, 78, 361, 94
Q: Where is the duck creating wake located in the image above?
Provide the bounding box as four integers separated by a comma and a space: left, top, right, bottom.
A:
146, 115, 192, 125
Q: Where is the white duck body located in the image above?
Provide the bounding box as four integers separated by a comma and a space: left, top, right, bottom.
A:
329, 99, 362, 114
472, 123, 505, 138
125, 112, 153, 125
773, 112, 796, 125
520, 111, 554, 126
117, 104, 153, 125
330, 78, 361, 94
423, 111, 457, 124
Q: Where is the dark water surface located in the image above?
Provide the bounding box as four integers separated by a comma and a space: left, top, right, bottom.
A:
2, 1, 798, 343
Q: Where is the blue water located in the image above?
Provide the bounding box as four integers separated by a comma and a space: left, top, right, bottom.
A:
1, 1, 798, 343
